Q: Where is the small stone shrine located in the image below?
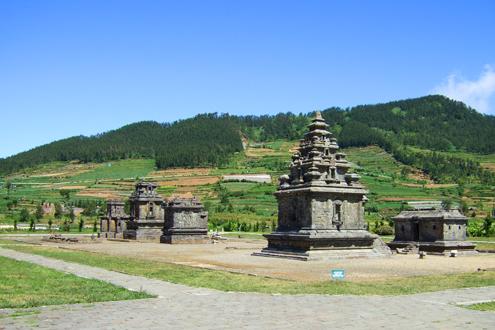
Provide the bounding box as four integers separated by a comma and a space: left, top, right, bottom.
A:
160, 197, 209, 244
123, 182, 165, 240
254, 112, 390, 260
99, 200, 130, 239
388, 201, 476, 255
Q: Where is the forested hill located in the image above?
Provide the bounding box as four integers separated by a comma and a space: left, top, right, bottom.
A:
326, 95, 495, 153
0, 114, 243, 175
1, 95, 494, 183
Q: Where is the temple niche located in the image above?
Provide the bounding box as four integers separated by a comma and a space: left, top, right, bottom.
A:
254, 112, 391, 260
123, 182, 165, 240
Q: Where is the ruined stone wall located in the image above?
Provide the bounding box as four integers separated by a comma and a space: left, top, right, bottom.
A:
394, 220, 417, 241
443, 221, 467, 241
419, 220, 443, 242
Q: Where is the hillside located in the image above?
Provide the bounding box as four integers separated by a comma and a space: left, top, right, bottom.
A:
0, 114, 243, 175
1, 95, 494, 185
0, 143, 493, 237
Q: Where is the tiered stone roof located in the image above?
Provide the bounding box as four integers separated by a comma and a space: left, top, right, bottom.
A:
280, 111, 361, 189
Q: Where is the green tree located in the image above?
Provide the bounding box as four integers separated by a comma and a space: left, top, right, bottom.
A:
19, 208, 30, 222
54, 203, 63, 219
35, 203, 44, 221
78, 218, 84, 232
59, 189, 71, 200
69, 207, 76, 223
460, 200, 469, 215
61, 220, 70, 232
5, 181, 13, 196
482, 216, 493, 237
29, 217, 35, 231
93, 220, 98, 233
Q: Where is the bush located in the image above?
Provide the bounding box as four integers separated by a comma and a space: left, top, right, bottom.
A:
61, 220, 71, 232
373, 224, 394, 235
467, 220, 484, 237
19, 208, 30, 222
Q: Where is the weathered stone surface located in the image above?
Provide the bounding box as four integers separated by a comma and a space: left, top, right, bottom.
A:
123, 182, 165, 240
389, 203, 477, 255
255, 112, 390, 260
99, 200, 129, 239
160, 197, 208, 244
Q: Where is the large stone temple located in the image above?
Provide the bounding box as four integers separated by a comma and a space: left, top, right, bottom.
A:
123, 182, 165, 240
254, 112, 391, 260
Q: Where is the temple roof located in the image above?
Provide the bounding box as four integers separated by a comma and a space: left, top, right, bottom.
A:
393, 209, 467, 221
279, 111, 365, 191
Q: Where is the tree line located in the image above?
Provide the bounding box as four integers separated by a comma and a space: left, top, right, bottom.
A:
1, 95, 494, 184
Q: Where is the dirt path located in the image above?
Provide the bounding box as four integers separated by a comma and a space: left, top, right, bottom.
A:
16, 237, 495, 282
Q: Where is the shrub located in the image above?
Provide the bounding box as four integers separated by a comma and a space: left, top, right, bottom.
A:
373, 224, 394, 236
19, 208, 30, 222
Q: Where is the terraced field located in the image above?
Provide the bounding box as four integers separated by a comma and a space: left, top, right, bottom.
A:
0, 143, 494, 233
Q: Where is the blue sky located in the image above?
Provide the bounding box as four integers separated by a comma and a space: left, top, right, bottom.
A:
0, 0, 494, 158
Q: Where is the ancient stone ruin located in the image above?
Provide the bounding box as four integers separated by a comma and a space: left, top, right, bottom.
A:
254, 112, 391, 260
123, 182, 165, 240
160, 197, 209, 244
99, 181, 209, 243
99, 200, 130, 239
388, 201, 476, 255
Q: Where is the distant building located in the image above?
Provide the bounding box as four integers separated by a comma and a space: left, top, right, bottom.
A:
42, 202, 55, 216
222, 174, 272, 183
389, 201, 476, 255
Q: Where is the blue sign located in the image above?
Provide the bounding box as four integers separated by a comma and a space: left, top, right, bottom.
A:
330, 269, 345, 280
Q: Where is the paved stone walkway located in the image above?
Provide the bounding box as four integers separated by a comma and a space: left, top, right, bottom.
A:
1, 247, 494, 330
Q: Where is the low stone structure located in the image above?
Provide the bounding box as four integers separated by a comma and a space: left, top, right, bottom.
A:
389, 202, 476, 255
160, 197, 208, 244
99, 200, 130, 239
254, 112, 390, 260
123, 182, 165, 240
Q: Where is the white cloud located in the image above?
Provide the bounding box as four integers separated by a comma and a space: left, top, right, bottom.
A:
432, 65, 495, 114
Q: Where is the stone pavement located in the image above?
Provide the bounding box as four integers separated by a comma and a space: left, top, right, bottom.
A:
0, 247, 494, 330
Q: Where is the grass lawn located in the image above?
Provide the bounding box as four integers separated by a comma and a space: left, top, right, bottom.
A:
465, 301, 495, 312
0, 256, 153, 309
3, 244, 495, 296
